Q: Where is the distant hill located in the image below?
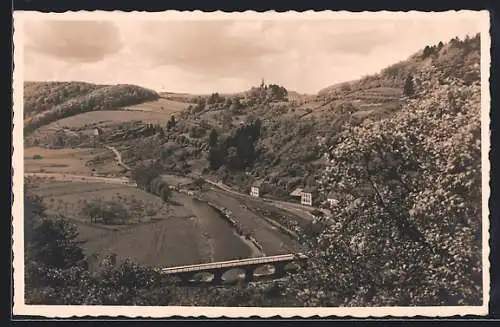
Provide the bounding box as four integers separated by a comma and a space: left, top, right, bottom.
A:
318, 34, 480, 96
24, 81, 160, 134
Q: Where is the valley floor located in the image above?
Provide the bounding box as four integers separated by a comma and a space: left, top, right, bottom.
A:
24, 146, 309, 270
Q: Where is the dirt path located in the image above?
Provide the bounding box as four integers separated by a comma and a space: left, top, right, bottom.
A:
104, 145, 131, 171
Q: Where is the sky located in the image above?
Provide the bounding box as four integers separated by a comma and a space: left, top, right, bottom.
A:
22, 14, 483, 94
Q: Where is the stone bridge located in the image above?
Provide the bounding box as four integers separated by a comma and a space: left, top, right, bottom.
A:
160, 253, 308, 285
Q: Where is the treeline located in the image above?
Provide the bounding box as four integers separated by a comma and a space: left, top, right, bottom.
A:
24, 82, 160, 134
318, 33, 481, 95
379, 33, 481, 88
24, 81, 102, 118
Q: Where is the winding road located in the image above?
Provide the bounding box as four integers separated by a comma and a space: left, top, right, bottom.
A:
201, 178, 317, 221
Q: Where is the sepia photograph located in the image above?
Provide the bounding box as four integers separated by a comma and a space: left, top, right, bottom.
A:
12, 10, 490, 317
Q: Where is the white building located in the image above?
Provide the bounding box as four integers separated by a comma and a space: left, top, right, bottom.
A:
250, 180, 263, 198
301, 187, 317, 206
327, 191, 339, 207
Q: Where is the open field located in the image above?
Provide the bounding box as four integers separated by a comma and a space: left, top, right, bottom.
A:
126, 97, 193, 113
24, 147, 111, 174
41, 110, 173, 130
30, 180, 170, 223
24, 146, 123, 176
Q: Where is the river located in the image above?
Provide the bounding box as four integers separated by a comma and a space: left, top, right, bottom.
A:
175, 196, 259, 262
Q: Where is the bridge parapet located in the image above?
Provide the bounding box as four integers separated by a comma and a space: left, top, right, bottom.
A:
161, 253, 308, 285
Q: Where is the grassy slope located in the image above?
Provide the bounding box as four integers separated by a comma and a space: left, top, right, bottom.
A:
24, 81, 161, 134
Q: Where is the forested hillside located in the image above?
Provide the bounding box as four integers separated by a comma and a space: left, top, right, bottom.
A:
118, 34, 480, 201
285, 33, 482, 306
23, 82, 160, 134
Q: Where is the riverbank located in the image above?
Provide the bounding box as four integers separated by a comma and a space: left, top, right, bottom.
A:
204, 200, 265, 257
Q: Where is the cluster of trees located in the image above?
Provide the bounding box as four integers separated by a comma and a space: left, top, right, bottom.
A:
250, 116, 325, 197
322, 34, 481, 94
80, 199, 130, 225
449, 34, 480, 53
106, 123, 163, 143
421, 41, 445, 59
130, 161, 173, 201
36, 130, 94, 149
25, 193, 86, 270
24, 83, 160, 134
130, 161, 164, 192
206, 92, 226, 105
246, 80, 288, 105
208, 119, 262, 171
188, 124, 208, 139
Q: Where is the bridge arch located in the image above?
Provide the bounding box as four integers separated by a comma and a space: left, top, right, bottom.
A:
221, 267, 247, 284
252, 264, 276, 278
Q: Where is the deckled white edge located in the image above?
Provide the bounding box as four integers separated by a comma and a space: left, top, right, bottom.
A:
11, 9, 491, 318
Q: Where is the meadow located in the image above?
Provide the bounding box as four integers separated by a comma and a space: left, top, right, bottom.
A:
125, 97, 193, 113
42, 110, 173, 129
24, 146, 126, 177
27, 179, 255, 267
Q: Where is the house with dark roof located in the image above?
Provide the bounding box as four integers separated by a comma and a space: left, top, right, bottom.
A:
250, 180, 264, 198
290, 187, 304, 197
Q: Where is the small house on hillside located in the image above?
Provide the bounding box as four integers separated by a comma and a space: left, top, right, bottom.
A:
301, 187, 318, 206
327, 191, 340, 207
92, 127, 103, 146
250, 180, 263, 198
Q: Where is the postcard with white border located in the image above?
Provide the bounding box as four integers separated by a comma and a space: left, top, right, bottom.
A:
12, 10, 491, 318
